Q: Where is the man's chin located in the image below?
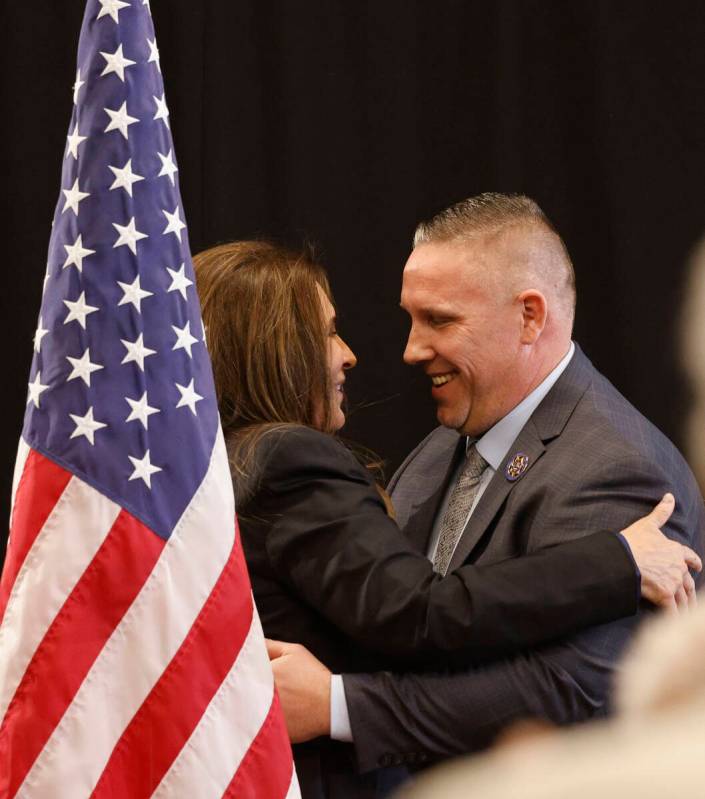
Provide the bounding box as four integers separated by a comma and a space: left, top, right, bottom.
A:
435, 406, 467, 432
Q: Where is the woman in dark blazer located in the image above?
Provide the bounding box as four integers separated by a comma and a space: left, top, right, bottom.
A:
193, 240, 684, 799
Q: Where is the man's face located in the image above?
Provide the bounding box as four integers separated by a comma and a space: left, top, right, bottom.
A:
400, 237, 527, 436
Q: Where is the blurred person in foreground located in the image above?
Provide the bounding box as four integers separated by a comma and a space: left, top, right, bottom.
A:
265, 193, 705, 781
193, 239, 698, 799
679, 235, 705, 495
398, 587, 705, 799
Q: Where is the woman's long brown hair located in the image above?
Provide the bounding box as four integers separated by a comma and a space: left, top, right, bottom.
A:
193, 241, 335, 503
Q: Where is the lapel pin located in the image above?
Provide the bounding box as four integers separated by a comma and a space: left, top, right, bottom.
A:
505, 452, 530, 482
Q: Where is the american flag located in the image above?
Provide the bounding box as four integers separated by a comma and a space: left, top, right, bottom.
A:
0, 1, 299, 796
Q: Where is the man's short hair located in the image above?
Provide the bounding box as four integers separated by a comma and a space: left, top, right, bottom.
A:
414, 192, 576, 323
414, 192, 560, 247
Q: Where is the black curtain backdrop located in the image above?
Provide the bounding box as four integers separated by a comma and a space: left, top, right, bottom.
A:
3, 1, 705, 542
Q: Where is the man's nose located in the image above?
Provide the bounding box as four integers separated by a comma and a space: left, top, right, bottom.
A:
403, 327, 432, 365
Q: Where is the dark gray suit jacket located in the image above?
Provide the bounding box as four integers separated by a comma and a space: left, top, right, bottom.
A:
342, 345, 705, 773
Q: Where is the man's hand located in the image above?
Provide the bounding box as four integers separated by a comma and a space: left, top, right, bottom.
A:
266, 639, 331, 743
621, 493, 702, 611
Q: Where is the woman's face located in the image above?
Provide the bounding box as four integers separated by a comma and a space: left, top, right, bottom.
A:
317, 285, 356, 431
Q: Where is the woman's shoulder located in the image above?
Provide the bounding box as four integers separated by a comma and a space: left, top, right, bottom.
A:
261, 423, 335, 448
256, 424, 362, 473
226, 424, 367, 484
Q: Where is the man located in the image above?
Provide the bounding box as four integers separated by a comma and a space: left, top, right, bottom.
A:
268, 193, 705, 774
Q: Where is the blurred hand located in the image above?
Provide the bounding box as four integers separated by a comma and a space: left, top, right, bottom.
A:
266, 639, 331, 743
621, 493, 701, 611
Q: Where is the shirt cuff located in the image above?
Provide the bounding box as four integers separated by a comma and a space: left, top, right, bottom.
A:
615, 531, 641, 603
330, 674, 354, 742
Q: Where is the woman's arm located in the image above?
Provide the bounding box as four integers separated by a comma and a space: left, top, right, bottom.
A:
254, 427, 691, 663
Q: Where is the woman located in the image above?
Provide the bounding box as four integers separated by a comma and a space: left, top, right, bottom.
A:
193, 240, 685, 797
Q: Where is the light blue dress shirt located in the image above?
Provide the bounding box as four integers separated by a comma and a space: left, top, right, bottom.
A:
330, 343, 575, 742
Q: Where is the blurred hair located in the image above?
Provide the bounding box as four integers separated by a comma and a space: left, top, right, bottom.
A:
617, 596, 705, 718
679, 235, 705, 495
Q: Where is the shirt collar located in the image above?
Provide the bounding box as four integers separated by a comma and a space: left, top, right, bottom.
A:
470, 342, 575, 470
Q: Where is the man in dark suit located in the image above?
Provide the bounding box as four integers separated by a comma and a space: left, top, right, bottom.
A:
267, 193, 705, 773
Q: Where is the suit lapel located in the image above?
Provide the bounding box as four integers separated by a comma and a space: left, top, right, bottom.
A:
447, 345, 594, 570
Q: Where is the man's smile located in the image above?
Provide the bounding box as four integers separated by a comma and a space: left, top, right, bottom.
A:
431, 371, 458, 387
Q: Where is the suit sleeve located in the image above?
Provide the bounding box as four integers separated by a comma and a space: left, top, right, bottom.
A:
342, 455, 702, 771
257, 428, 638, 663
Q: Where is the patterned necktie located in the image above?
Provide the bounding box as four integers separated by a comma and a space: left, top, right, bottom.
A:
433, 444, 488, 575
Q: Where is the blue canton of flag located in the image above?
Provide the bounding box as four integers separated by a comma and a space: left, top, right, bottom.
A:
25, 0, 218, 539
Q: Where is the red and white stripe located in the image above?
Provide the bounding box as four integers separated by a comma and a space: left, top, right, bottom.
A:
0, 431, 299, 799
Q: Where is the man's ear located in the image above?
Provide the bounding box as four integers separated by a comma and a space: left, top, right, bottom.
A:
517, 289, 547, 344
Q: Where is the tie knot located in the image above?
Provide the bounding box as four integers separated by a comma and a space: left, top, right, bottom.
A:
462, 445, 487, 481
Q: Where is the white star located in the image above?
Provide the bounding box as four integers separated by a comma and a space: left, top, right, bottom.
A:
162, 206, 186, 242
125, 391, 160, 429
153, 93, 170, 127
117, 275, 153, 312
100, 44, 136, 82
147, 38, 161, 72
63, 291, 99, 329
128, 449, 162, 488
121, 333, 156, 371
172, 321, 198, 358
69, 407, 108, 446
33, 317, 49, 353
63, 234, 95, 273
113, 217, 148, 254
166, 263, 192, 299
104, 101, 139, 139
66, 348, 104, 387
175, 379, 203, 416
157, 149, 178, 185
97, 0, 130, 23
66, 123, 87, 159
109, 158, 144, 197
61, 178, 90, 216
73, 69, 85, 104
27, 372, 50, 408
